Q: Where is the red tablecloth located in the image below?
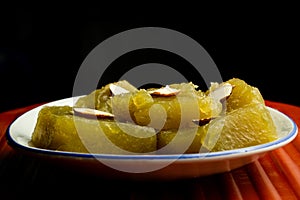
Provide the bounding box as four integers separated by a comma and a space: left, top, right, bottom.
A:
0, 101, 300, 199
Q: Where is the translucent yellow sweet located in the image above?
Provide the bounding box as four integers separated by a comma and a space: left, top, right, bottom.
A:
111, 82, 222, 130
200, 103, 278, 151
75, 84, 112, 112
225, 78, 265, 112
31, 78, 278, 154
157, 127, 205, 154
31, 106, 157, 154
157, 78, 278, 153
75, 80, 137, 112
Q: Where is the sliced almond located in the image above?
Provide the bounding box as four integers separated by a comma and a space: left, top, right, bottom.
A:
208, 83, 233, 102
73, 107, 114, 119
109, 84, 130, 96
148, 85, 180, 97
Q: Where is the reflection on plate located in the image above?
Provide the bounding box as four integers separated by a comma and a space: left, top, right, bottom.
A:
6, 97, 298, 180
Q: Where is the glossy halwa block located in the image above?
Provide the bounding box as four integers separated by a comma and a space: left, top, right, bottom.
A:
75, 80, 137, 112
157, 126, 205, 154
157, 78, 277, 153
157, 103, 278, 153
200, 103, 278, 151
224, 78, 265, 112
111, 82, 222, 130
31, 106, 157, 154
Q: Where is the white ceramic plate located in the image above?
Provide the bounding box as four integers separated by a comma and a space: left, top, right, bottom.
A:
6, 97, 298, 180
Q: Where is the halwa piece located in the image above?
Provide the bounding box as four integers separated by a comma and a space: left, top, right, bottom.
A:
31, 106, 157, 154
111, 82, 222, 130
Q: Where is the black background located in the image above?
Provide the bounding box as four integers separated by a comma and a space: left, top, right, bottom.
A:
0, 8, 299, 113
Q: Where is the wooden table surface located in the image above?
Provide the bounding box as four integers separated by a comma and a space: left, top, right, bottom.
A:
1, 101, 300, 199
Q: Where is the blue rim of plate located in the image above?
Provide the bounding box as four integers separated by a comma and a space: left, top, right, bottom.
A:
6, 107, 298, 161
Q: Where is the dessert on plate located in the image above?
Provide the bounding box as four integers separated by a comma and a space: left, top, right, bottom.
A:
30, 78, 278, 154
